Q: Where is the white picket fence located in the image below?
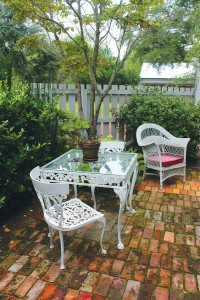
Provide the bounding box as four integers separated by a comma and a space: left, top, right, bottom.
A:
31, 83, 195, 140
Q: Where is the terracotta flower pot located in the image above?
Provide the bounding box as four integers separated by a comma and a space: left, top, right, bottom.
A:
79, 140, 101, 161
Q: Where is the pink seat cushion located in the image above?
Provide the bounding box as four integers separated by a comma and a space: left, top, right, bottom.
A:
149, 154, 183, 167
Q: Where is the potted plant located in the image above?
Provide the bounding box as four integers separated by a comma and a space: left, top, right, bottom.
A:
79, 136, 101, 161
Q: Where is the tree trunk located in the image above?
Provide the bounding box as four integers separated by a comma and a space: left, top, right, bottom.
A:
77, 79, 85, 120
87, 81, 96, 138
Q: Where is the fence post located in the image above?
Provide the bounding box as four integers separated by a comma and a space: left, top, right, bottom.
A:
194, 61, 200, 105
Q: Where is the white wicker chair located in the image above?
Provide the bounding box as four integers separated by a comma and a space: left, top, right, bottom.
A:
136, 123, 190, 189
30, 166, 107, 269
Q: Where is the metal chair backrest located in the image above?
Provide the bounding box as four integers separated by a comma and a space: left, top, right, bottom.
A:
30, 166, 69, 227
100, 141, 125, 153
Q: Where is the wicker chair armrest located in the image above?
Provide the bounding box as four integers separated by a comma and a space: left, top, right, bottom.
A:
154, 137, 189, 148
171, 137, 190, 148
143, 143, 162, 167
143, 143, 160, 153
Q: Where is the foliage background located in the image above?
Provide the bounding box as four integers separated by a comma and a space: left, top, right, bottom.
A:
0, 80, 88, 211
119, 90, 200, 161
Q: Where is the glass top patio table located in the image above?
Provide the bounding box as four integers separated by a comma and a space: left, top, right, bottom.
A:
42, 149, 137, 180
41, 149, 138, 249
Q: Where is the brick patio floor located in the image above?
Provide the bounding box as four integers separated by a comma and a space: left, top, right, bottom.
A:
0, 163, 200, 299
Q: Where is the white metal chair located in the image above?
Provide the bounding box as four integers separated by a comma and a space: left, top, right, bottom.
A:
90, 141, 125, 207
136, 123, 190, 189
99, 141, 125, 153
30, 166, 107, 269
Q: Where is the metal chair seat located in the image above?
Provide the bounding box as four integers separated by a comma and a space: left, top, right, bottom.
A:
48, 198, 105, 230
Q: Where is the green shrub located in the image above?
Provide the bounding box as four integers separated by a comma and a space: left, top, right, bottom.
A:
119, 90, 200, 161
0, 80, 88, 209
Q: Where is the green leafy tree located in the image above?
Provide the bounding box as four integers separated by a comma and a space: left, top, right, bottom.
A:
133, 0, 200, 64
18, 37, 62, 83
0, 2, 41, 88
186, 2, 200, 61
58, 40, 140, 85
0, 1, 62, 86
3, 0, 163, 138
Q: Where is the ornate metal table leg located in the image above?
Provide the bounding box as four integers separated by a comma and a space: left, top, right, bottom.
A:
128, 162, 138, 214
114, 187, 127, 249
91, 186, 96, 209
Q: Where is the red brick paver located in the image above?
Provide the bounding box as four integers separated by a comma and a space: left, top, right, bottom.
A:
0, 163, 200, 299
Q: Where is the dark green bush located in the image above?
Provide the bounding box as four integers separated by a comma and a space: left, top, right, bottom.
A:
0, 80, 88, 210
119, 90, 200, 161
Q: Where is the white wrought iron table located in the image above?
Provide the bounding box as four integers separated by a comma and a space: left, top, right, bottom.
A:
41, 149, 138, 249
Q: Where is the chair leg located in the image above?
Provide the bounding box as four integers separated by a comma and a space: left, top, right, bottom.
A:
99, 216, 107, 255
91, 186, 97, 209
183, 167, 186, 182
59, 231, 65, 269
48, 226, 54, 249
159, 172, 163, 190
74, 184, 78, 197
143, 165, 146, 179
